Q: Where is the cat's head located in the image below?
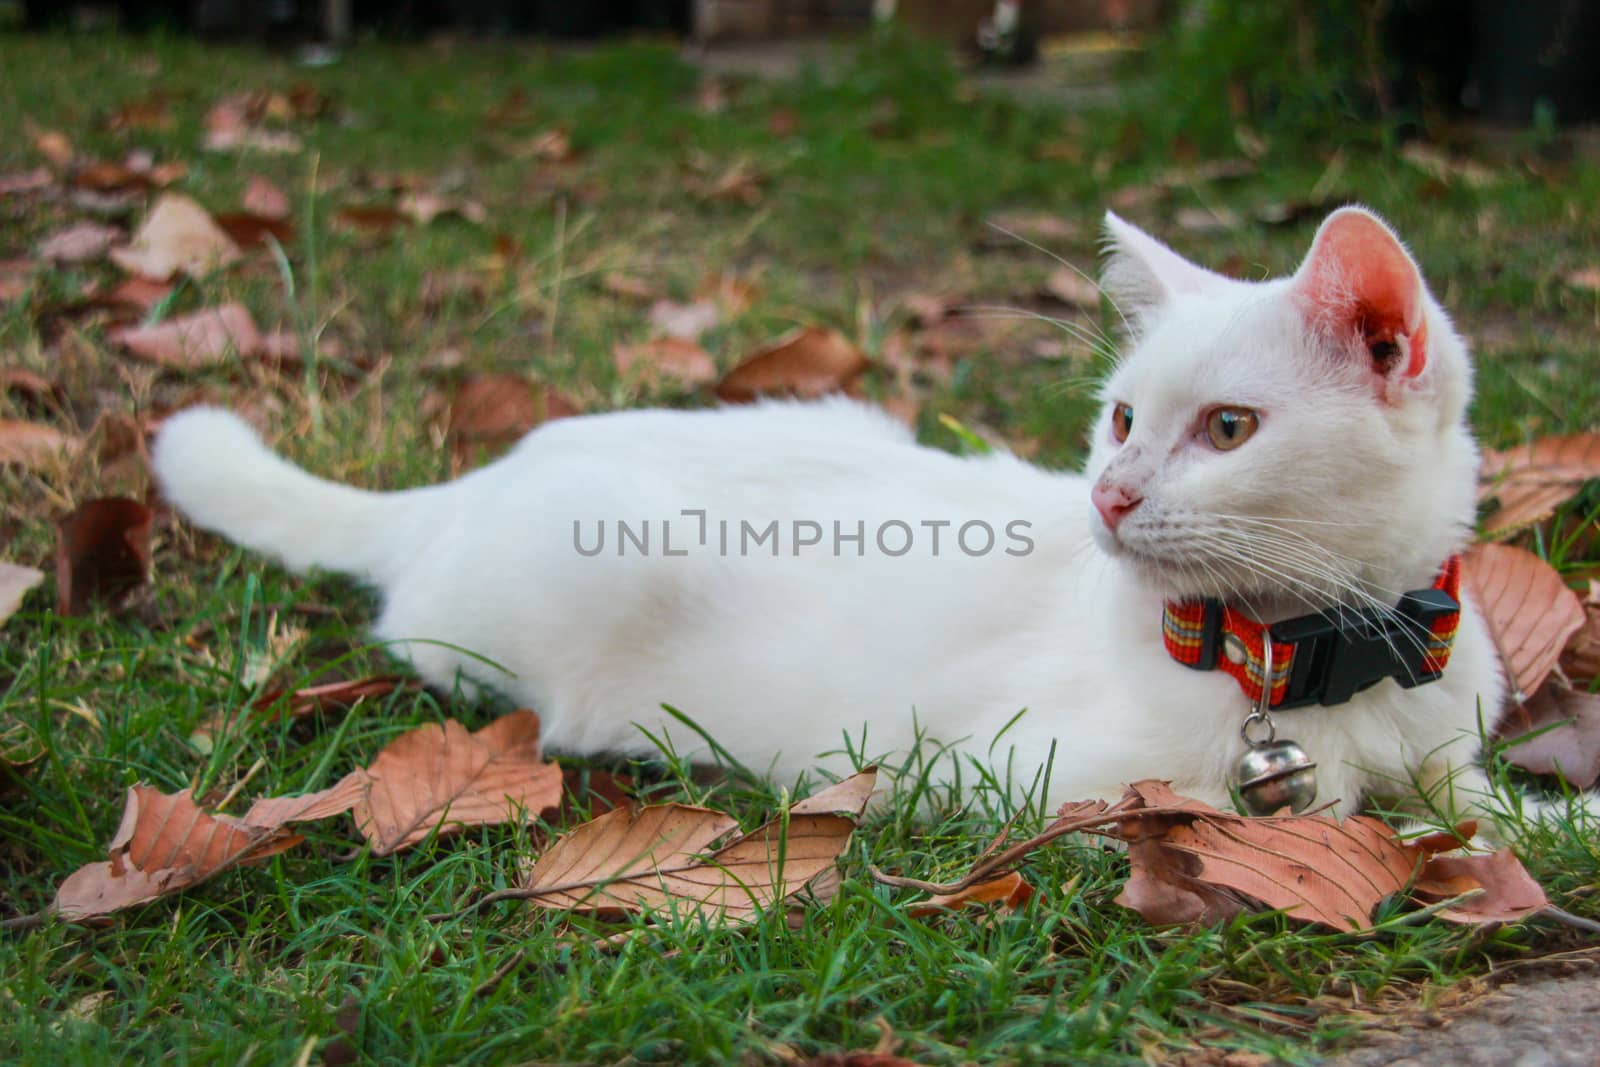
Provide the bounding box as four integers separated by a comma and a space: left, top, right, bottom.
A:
1085, 206, 1479, 615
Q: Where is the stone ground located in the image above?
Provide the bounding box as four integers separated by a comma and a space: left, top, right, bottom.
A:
690, 35, 1600, 1067
1323, 961, 1600, 1067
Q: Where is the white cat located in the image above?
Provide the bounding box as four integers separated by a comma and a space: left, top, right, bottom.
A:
153, 207, 1511, 822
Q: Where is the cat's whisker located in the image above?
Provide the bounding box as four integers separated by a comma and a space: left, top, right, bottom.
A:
957, 305, 1120, 362
980, 222, 1135, 338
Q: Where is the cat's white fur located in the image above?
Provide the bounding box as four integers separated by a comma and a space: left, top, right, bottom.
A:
153, 208, 1514, 820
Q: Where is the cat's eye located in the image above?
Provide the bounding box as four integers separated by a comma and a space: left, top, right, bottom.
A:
1205, 407, 1259, 451
1110, 403, 1133, 443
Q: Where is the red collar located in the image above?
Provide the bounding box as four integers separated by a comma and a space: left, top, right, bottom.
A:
1162, 557, 1462, 709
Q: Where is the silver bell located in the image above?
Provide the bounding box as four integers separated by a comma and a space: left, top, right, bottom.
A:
1234, 738, 1318, 816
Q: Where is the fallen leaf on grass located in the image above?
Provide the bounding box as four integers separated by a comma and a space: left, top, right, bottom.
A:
1479, 433, 1600, 537
241, 175, 291, 220
717, 327, 870, 403
204, 95, 304, 154
444, 373, 580, 455
0, 368, 61, 410
350, 711, 564, 855
1412, 848, 1548, 924
0, 561, 46, 628
97, 276, 174, 314
0, 167, 55, 196
32, 127, 75, 169
333, 204, 409, 234
599, 272, 662, 302
514, 769, 876, 920
110, 193, 242, 281
1562, 582, 1600, 684
0, 419, 78, 471
398, 192, 487, 226
1400, 143, 1500, 188
874, 781, 1548, 933
1463, 543, 1585, 701
110, 303, 263, 369
687, 159, 765, 206
1041, 267, 1101, 309
1498, 682, 1600, 789
647, 297, 720, 340
37, 221, 122, 264
211, 211, 296, 250
56, 497, 152, 615
907, 871, 1034, 917
1115, 781, 1415, 929
613, 338, 718, 390
72, 155, 185, 193
978, 211, 1082, 247
52, 786, 303, 921
192, 675, 413, 750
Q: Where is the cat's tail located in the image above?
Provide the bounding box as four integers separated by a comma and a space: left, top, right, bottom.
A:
152, 408, 415, 585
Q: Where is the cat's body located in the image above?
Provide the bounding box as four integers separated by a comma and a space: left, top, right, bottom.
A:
153, 208, 1509, 819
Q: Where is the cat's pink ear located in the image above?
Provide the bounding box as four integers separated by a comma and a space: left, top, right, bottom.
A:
1293, 207, 1428, 377
1100, 211, 1227, 325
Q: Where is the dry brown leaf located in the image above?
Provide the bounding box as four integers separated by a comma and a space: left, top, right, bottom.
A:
445, 373, 579, 446
1399, 143, 1500, 188
979, 212, 1082, 246
1498, 682, 1600, 788
882, 781, 1545, 934
517, 768, 877, 920
1562, 582, 1600, 684
1042, 267, 1101, 309
0, 367, 63, 409
334, 204, 409, 234
0, 561, 46, 628
204, 94, 304, 154
98, 276, 174, 314
110, 193, 242, 281
351, 711, 564, 855
242, 772, 367, 830
52, 786, 301, 921
33, 128, 75, 168
598, 272, 662, 302
908, 871, 1034, 917
1413, 848, 1549, 923
1566, 267, 1600, 293
38, 221, 122, 264
717, 327, 870, 404
519, 803, 741, 910
0, 167, 55, 196
1462, 543, 1586, 701
1107, 781, 1543, 930
193, 675, 413, 749
647, 298, 720, 341
398, 192, 487, 226
613, 338, 718, 390
56, 497, 152, 616
0, 419, 78, 471
110, 303, 263, 370
1135, 807, 1416, 930
690, 160, 765, 206
1478, 433, 1600, 536
241, 175, 291, 220
212, 212, 296, 250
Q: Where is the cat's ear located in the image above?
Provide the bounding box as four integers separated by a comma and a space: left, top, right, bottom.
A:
1292, 206, 1429, 378
1100, 211, 1228, 326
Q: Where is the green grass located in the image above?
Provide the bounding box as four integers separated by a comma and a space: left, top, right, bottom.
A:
2, 27, 1599, 1066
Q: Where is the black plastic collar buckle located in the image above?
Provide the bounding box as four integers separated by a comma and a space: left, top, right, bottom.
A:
1268, 589, 1460, 709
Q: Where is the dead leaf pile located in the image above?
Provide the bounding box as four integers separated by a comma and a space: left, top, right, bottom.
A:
447, 768, 877, 925
43, 711, 563, 922
875, 780, 1547, 933
1460, 433, 1600, 788
34, 714, 875, 932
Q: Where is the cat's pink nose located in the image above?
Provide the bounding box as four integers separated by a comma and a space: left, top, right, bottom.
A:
1092, 480, 1143, 532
